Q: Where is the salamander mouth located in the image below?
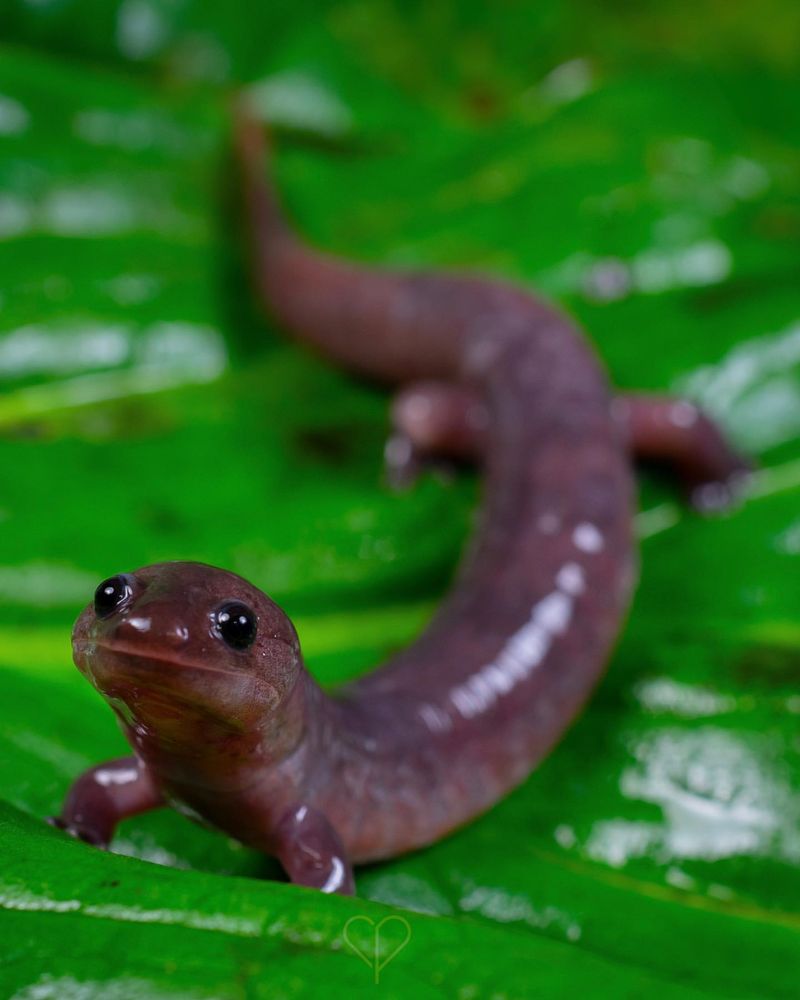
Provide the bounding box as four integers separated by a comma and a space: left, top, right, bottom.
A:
74, 640, 279, 723
89, 640, 241, 678
72, 637, 283, 718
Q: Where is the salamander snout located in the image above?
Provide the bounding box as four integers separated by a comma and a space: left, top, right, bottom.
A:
112, 611, 190, 650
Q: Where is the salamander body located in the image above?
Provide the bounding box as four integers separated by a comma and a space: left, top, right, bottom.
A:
51, 108, 749, 894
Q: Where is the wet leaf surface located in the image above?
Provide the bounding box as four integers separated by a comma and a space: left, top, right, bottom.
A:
1, 2, 799, 996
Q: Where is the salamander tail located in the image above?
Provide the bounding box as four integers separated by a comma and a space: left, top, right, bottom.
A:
232, 98, 296, 257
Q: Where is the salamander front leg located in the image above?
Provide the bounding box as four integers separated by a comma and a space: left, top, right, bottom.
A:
616, 394, 752, 511
274, 804, 355, 895
47, 756, 163, 848
385, 380, 488, 487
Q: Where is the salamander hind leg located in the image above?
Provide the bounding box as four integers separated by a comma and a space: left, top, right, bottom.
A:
385, 381, 488, 488
616, 393, 752, 512
274, 804, 355, 895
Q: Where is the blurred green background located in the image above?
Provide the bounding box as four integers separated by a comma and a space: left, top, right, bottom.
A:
0, 1, 799, 997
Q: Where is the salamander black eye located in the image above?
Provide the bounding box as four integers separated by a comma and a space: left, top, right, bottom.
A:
94, 575, 134, 619
213, 602, 257, 651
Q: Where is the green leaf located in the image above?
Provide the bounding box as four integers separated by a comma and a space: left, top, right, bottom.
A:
1, 3, 800, 996
5, 803, 761, 1000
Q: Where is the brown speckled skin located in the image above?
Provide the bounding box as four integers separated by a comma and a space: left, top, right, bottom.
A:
50, 110, 750, 894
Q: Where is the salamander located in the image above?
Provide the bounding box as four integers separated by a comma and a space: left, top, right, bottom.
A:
49, 107, 750, 894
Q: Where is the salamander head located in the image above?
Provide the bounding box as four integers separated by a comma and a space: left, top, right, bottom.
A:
72, 561, 302, 754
